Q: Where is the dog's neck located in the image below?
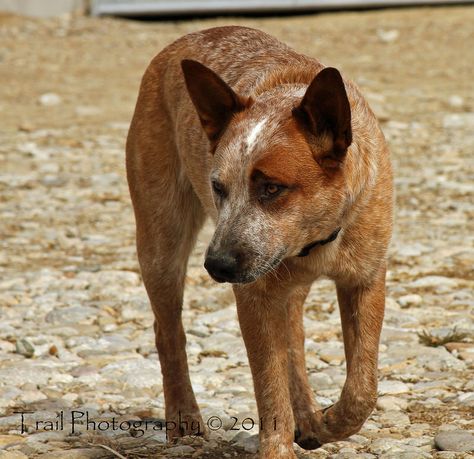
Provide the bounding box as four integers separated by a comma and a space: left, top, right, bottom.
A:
297, 227, 342, 257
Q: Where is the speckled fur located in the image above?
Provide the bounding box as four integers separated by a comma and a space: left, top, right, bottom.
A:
126, 26, 393, 458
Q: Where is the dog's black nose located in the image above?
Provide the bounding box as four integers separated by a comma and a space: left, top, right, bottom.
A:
204, 251, 240, 283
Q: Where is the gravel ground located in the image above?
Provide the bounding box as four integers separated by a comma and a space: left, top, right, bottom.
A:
0, 5, 473, 459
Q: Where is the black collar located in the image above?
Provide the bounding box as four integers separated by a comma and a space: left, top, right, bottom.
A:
297, 227, 341, 257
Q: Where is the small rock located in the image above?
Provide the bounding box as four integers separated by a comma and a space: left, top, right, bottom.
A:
378, 410, 411, 427
417, 346, 466, 371
40, 175, 67, 187
376, 396, 408, 411
319, 347, 345, 365
386, 120, 409, 130
434, 452, 460, 459
315, 396, 334, 408
37, 448, 104, 458
75, 105, 102, 117
377, 29, 399, 43
378, 380, 410, 395
434, 429, 474, 452
45, 305, 96, 325
20, 390, 47, 404
448, 95, 464, 108
0, 452, 29, 459
398, 294, 422, 309
18, 122, 35, 132
15, 339, 34, 358
100, 358, 161, 391
0, 435, 26, 448
24, 431, 68, 443
458, 392, 474, 407
62, 393, 78, 403
445, 342, 473, 353
408, 276, 458, 292
349, 434, 370, 446
443, 113, 474, 129
38, 93, 62, 106
147, 432, 167, 444
164, 445, 195, 455
406, 436, 433, 448
233, 433, 259, 454
369, 438, 404, 454
226, 430, 249, 443
187, 327, 209, 338
437, 424, 460, 432
309, 372, 333, 390
333, 449, 358, 458
388, 453, 431, 459
396, 243, 430, 258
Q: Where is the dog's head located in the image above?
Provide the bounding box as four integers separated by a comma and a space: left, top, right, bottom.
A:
182, 60, 352, 284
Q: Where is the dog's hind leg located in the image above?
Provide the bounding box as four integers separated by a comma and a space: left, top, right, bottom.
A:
127, 125, 206, 440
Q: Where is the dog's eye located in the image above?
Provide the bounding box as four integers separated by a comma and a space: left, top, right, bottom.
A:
263, 183, 285, 199
212, 180, 226, 197
266, 184, 279, 194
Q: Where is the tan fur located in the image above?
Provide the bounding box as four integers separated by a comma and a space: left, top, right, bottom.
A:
126, 26, 393, 458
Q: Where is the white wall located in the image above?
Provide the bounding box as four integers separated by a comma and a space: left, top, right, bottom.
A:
0, 0, 86, 17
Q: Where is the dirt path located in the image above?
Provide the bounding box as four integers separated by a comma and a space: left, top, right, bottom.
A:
0, 5, 473, 458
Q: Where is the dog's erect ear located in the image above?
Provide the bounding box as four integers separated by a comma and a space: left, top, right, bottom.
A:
181, 59, 247, 142
294, 67, 352, 166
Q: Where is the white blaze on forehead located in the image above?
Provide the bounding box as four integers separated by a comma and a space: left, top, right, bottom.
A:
220, 117, 270, 161
246, 117, 267, 148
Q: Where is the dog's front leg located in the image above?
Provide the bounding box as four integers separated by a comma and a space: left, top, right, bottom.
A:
314, 266, 386, 444
287, 286, 324, 450
234, 283, 296, 459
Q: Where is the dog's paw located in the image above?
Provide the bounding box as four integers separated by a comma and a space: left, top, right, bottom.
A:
294, 424, 322, 450
293, 404, 333, 449
294, 427, 322, 450
295, 402, 367, 446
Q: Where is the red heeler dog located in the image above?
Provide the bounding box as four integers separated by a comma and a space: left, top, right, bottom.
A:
126, 26, 393, 458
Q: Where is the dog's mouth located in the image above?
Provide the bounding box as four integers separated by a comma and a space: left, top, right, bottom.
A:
243, 252, 286, 284
207, 269, 258, 285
